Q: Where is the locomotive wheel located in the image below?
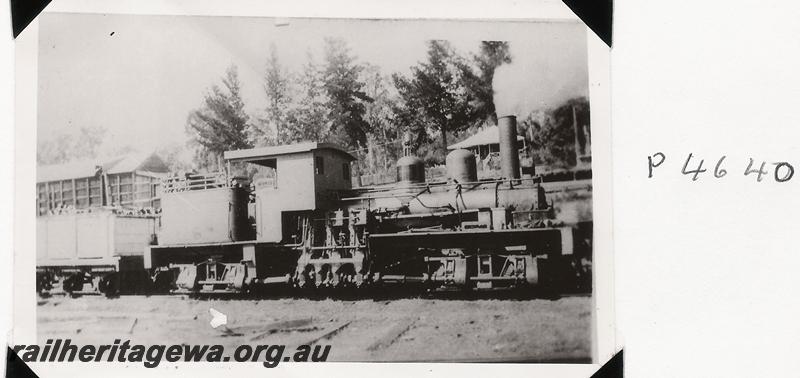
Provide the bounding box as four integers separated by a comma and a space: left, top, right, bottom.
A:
152, 270, 175, 294
63, 274, 83, 297
36, 273, 53, 295
99, 273, 120, 298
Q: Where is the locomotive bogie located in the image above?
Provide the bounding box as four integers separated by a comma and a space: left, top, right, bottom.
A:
171, 259, 257, 293
36, 256, 153, 297
294, 250, 365, 289
146, 241, 300, 294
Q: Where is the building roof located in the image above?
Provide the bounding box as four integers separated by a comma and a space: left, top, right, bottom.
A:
105, 153, 169, 174
224, 142, 356, 165
36, 159, 102, 183
447, 125, 525, 150
37, 153, 169, 183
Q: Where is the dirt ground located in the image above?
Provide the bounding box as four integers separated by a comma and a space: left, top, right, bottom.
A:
36, 294, 592, 362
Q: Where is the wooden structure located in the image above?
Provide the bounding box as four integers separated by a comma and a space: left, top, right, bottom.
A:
36, 153, 170, 215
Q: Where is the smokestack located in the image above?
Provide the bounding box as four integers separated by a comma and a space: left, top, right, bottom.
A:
498, 115, 521, 180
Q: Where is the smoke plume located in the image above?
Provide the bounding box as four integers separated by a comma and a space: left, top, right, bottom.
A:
492, 41, 589, 119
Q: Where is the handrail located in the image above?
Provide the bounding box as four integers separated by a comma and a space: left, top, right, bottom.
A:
161, 172, 228, 193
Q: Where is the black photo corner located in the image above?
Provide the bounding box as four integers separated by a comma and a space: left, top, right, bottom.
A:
561, 0, 613, 47
6, 347, 39, 378
9, 0, 51, 38
592, 350, 623, 378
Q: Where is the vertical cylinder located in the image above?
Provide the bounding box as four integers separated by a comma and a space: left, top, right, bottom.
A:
228, 186, 250, 241
396, 155, 425, 185
446, 149, 478, 183
498, 115, 521, 180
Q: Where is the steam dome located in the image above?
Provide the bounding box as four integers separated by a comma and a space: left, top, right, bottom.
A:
446, 149, 477, 183
396, 155, 425, 184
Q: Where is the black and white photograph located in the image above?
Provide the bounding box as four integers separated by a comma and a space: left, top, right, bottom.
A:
11, 0, 800, 377
21, 4, 609, 369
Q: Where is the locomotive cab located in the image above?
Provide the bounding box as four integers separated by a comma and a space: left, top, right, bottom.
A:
224, 142, 357, 243
224, 143, 364, 290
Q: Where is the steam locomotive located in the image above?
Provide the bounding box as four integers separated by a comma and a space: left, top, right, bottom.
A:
36, 116, 591, 296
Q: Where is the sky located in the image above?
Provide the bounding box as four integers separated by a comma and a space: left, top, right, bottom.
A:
38, 13, 588, 156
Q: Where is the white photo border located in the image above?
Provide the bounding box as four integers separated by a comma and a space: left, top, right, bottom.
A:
13, 1, 615, 376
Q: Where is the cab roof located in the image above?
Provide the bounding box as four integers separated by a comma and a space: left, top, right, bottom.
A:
224, 142, 356, 166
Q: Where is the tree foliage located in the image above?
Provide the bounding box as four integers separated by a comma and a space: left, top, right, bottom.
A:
43, 38, 589, 183
525, 97, 590, 169
251, 44, 290, 147
393, 41, 479, 158
154, 142, 193, 172
37, 126, 107, 165
186, 65, 252, 170
359, 64, 402, 175
320, 38, 372, 150
283, 51, 332, 144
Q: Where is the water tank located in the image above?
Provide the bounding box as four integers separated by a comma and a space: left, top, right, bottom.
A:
446, 149, 477, 183
396, 155, 425, 184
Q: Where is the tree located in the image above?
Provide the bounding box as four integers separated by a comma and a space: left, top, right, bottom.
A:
252, 44, 291, 147
393, 40, 478, 157
154, 142, 193, 172
186, 65, 252, 171
360, 64, 401, 175
526, 97, 590, 169
320, 38, 372, 150
38, 126, 107, 165
283, 51, 331, 144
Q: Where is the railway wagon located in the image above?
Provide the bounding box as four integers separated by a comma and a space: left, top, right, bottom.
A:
36, 209, 158, 296
35, 153, 170, 296
146, 115, 591, 295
